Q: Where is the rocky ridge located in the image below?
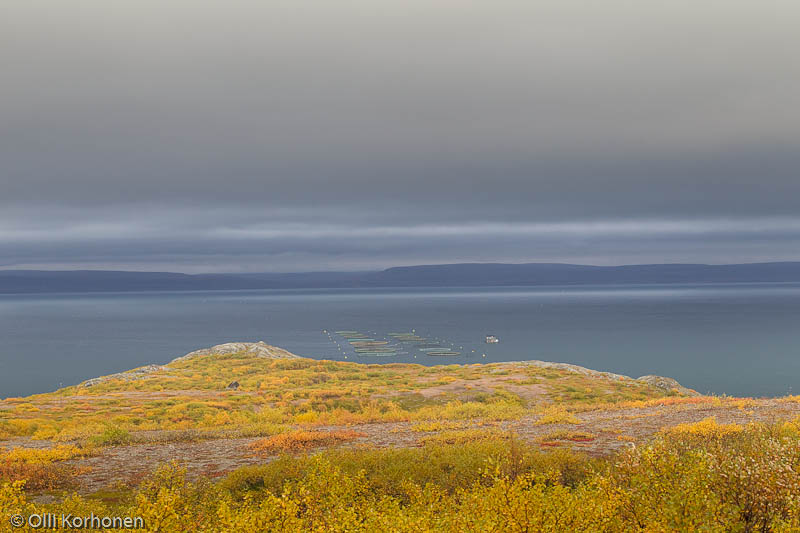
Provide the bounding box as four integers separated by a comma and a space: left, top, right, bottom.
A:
508, 360, 698, 396
77, 341, 694, 396
79, 342, 299, 388
79, 364, 169, 388
169, 341, 300, 363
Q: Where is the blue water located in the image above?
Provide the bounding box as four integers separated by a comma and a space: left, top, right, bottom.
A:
1, 284, 799, 398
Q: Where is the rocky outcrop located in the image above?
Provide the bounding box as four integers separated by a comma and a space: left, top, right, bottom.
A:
78, 342, 298, 388
169, 341, 300, 364
636, 375, 697, 397
79, 364, 168, 388
76, 342, 695, 397
508, 360, 699, 397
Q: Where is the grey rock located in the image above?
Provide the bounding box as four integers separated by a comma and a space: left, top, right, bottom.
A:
509, 360, 699, 396
170, 341, 300, 363
76, 342, 299, 389
636, 375, 698, 397
79, 364, 168, 388
226, 381, 240, 390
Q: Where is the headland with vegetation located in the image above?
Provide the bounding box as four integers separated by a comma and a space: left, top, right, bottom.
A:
3, 342, 800, 531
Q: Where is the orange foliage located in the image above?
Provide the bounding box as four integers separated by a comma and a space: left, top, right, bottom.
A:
0, 460, 87, 491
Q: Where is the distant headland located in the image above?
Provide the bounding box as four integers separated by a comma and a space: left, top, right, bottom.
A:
2, 262, 800, 294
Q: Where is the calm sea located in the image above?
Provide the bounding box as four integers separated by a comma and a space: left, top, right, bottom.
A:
1, 284, 799, 399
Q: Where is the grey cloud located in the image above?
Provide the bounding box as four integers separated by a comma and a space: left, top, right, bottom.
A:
1, 1, 799, 270
4, 207, 800, 271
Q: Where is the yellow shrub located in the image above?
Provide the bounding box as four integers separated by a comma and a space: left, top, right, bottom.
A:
415, 400, 525, 422
534, 405, 581, 425
0, 481, 34, 522
248, 430, 366, 454
294, 411, 319, 424
418, 428, 507, 446
536, 430, 596, 446
1, 445, 90, 464
411, 420, 471, 432
664, 417, 743, 440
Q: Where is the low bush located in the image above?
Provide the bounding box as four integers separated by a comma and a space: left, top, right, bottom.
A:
6, 422, 800, 530
534, 405, 582, 425
0, 461, 84, 491
89, 425, 132, 447
247, 430, 366, 455
537, 430, 596, 446
0, 445, 90, 464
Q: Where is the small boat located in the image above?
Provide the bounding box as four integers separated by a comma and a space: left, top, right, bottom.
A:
485, 335, 499, 344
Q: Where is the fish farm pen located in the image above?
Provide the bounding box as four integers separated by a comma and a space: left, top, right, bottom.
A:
322, 329, 490, 360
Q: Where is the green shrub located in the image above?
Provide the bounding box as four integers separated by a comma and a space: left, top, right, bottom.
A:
90, 425, 132, 446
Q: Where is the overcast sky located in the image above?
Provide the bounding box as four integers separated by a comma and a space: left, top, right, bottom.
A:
2, 1, 799, 272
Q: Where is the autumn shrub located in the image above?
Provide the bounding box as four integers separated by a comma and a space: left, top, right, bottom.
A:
216, 452, 607, 532
534, 404, 582, 425
417, 427, 508, 445
247, 430, 366, 455
89, 425, 132, 447
608, 421, 800, 531
0, 461, 82, 491
1, 445, 90, 464
223, 437, 593, 503
133, 463, 220, 532
7, 423, 800, 532
537, 430, 596, 446
413, 399, 525, 422
663, 416, 743, 444
410, 420, 471, 432
0, 445, 92, 492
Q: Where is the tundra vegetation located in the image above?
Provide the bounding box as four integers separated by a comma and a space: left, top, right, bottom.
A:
3, 348, 800, 531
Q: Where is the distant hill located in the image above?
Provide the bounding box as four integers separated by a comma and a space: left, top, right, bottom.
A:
0, 270, 367, 293
2, 262, 800, 293
364, 262, 800, 286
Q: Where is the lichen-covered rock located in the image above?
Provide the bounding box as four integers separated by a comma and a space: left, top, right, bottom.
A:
509, 360, 699, 397
77, 342, 298, 388
636, 375, 699, 397
79, 364, 168, 388
514, 360, 629, 380
169, 341, 300, 363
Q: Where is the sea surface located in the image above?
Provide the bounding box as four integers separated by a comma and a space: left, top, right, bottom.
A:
1, 283, 799, 399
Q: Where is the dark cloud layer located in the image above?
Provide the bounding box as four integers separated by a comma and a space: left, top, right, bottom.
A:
1, 1, 799, 271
